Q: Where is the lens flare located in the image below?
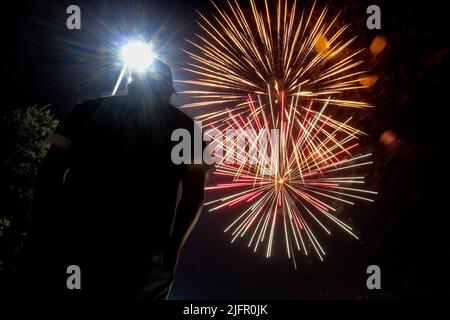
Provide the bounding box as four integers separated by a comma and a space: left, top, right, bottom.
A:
112, 40, 155, 95
121, 41, 155, 72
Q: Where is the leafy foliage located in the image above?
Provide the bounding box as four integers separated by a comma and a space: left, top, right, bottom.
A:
0, 106, 58, 272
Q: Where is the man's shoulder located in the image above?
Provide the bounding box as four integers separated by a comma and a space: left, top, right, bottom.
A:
69, 97, 197, 131
84, 95, 127, 104
75, 95, 127, 112
167, 105, 194, 121
165, 105, 196, 129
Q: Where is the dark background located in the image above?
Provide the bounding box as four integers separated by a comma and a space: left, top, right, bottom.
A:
1, 0, 448, 299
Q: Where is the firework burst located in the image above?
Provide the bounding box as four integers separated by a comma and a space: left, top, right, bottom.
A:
180, 0, 372, 118
181, 0, 377, 266
204, 92, 376, 267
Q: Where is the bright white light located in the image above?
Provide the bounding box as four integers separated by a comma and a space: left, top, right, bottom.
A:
121, 41, 154, 72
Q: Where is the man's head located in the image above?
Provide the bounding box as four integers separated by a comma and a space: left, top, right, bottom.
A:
127, 59, 175, 104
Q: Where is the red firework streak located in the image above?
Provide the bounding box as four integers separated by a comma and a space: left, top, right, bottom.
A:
204, 92, 376, 268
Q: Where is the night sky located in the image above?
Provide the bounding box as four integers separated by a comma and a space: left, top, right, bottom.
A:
1, 0, 449, 299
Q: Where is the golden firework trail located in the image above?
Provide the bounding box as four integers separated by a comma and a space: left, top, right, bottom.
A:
204, 92, 376, 267
180, 0, 372, 118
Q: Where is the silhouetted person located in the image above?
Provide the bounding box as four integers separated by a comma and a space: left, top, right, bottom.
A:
21, 59, 211, 303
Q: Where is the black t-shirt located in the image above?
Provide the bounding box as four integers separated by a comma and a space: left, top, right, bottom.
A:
28, 95, 210, 301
